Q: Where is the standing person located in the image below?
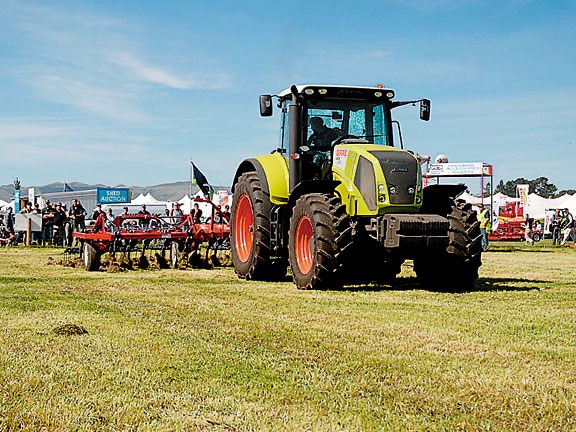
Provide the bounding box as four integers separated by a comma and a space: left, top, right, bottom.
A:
71, 199, 87, 232
138, 204, 151, 228
41, 201, 55, 246
92, 204, 104, 222
52, 203, 67, 247
550, 209, 562, 246
4, 207, 14, 235
138, 204, 150, 216
31, 202, 42, 244
524, 214, 534, 246
191, 203, 203, 224
19, 202, 34, 245
20, 202, 33, 214
65, 206, 74, 247
560, 208, 575, 246
170, 202, 183, 226
477, 204, 491, 251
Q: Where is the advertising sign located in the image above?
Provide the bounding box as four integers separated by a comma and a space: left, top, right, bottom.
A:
427, 162, 491, 176
97, 188, 131, 204
14, 190, 20, 213
14, 214, 42, 232
517, 184, 529, 208
333, 148, 349, 170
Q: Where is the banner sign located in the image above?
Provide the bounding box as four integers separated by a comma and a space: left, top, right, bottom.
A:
96, 188, 131, 204
517, 184, 529, 208
14, 214, 42, 232
427, 162, 492, 176
14, 190, 20, 213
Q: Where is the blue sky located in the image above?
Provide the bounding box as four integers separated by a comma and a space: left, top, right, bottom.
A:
1, 0, 575, 193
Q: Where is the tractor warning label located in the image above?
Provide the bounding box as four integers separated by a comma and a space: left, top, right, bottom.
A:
333, 148, 349, 170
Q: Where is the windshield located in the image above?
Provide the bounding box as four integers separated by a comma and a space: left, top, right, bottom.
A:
305, 98, 392, 146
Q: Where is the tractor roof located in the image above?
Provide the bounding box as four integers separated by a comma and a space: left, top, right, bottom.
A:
278, 84, 396, 99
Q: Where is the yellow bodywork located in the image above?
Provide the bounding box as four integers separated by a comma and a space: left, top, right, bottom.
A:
332, 144, 423, 216
254, 152, 289, 205
253, 145, 424, 215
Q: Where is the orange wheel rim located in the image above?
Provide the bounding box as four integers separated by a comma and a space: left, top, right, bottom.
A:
234, 194, 254, 263
295, 216, 314, 274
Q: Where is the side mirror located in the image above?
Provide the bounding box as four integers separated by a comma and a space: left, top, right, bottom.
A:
259, 95, 273, 117
420, 99, 431, 121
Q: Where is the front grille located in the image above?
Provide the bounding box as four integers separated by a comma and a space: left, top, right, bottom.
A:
370, 150, 418, 204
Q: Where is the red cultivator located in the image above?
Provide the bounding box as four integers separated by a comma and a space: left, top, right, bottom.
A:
72, 198, 230, 271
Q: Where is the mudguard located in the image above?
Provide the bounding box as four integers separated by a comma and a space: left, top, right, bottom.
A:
232, 152, 289, 205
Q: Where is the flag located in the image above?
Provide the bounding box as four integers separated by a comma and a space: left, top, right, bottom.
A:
63, 182, 74, 192
191, 162, 214, 198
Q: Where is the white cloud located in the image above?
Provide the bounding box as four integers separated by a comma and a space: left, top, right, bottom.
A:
1, 2, 233, 122
109, 52, 232, 90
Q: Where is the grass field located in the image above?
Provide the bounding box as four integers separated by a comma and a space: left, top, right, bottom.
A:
1, 243, 575, 431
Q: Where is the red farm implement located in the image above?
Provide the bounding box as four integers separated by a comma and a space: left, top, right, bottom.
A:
72, 198, 230, 271
488, 201, 542, 242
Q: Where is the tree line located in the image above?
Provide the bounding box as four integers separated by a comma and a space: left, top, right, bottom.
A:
491, 177, 576, 198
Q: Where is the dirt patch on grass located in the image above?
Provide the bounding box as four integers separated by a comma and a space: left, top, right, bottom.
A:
53, 324, 89, 336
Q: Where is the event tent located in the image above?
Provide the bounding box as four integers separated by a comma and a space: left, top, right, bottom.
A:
459, 191, 576, 219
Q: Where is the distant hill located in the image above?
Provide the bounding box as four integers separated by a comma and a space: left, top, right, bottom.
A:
0, 181, 231, 202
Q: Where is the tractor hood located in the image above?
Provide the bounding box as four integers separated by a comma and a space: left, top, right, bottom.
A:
332, 144, 423, 216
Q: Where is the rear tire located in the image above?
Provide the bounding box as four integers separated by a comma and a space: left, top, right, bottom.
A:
288, 193, 352, 290
231, 172, 286, 280
414, 199, 482, 291
83, 242, 101, 271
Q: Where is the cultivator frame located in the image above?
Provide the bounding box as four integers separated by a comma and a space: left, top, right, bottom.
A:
72, 198, 230, 271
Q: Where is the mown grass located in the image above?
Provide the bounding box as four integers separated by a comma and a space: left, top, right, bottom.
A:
0, 243, 575, 431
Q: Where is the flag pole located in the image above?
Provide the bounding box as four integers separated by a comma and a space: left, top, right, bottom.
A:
189, 159, 192, 198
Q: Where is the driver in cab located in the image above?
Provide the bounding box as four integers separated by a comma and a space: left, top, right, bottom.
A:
307, 116, 341, 150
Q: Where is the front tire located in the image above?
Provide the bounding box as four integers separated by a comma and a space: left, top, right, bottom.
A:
288, 193, 352, 290
414, 199, 482, 291
231, 172, 286, 280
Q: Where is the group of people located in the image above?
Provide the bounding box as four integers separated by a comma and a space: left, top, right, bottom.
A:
1, 198, 90, 247
2, 197, 233, 245
549, 208, 575, 246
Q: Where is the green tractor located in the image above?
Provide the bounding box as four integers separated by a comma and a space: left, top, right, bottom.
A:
230, 84, 482, 290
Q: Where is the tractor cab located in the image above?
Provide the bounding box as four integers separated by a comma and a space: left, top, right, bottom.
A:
261, 85, 430, 190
